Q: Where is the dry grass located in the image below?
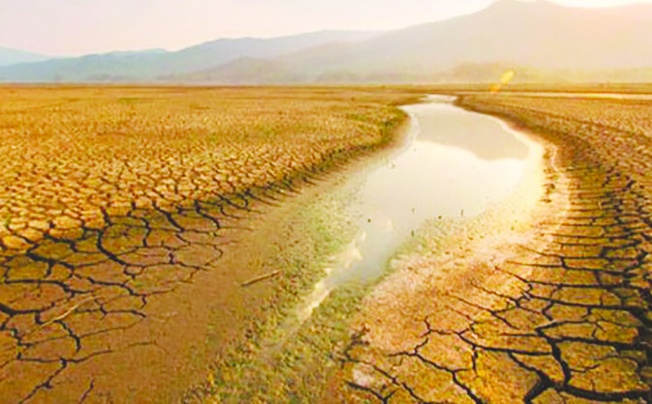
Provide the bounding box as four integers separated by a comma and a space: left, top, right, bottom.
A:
0, 86, 414, 248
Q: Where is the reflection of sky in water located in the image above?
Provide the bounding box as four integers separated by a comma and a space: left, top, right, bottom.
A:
298, 97, 533, 321
334, 141, 525, 285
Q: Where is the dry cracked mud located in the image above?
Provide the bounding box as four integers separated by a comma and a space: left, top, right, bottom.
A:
5, 88, 652, 403
336, 94, 652, 403
0, 86, 413, 402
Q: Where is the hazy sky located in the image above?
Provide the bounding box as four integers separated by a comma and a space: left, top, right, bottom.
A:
1, 0, 650, 55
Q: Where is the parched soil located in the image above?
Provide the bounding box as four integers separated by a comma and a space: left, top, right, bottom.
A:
335, 94, 652, 403
6, 87, 652, 403
0, 86, 415, 402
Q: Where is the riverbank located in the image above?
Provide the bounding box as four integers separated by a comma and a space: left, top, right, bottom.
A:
0, 87, 419, 402
327, 97, 556, 402
180, 101, 422, 403
188, 95, 549, 402
335, 93, 652, 402
7, 88, 646, 402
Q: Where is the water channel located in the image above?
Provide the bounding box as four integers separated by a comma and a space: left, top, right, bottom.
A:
295, 95, 539, 322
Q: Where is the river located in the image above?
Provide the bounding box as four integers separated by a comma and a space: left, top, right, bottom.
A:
295, 95, 540, 322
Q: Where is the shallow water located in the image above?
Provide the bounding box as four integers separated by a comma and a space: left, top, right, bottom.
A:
296, 95, 536, 322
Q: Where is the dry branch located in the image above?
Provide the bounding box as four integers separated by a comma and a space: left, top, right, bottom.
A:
241, 270, 280, 287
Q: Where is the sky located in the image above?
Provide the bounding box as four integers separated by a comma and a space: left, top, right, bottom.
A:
1, 0, 651, 56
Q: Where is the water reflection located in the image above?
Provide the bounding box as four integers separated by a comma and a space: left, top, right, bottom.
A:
296, 96, 534, 322
412, 101, 529, 160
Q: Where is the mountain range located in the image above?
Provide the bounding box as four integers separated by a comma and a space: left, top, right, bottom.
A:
0, 47, 52, 67
1, 0, 651, 84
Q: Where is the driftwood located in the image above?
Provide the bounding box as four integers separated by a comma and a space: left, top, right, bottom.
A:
40, 296, 98, 328
241, 270, 280, 287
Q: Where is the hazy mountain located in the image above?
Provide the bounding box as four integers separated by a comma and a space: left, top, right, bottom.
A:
0, 47, 52, 67
178, 0, 652, 84
0, 31, 379, 82
2, 0, 651, 84
174, 31, 378, 68
168, 57, 305, 84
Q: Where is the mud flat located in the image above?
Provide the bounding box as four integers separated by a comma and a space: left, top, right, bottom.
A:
293, 95, 544, 329
198, 95, 549, 402
335, 93, 652, 403
6, 87, 649, 402
0, 86, 416, 402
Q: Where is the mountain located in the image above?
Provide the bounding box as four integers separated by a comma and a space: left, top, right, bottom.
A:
176, 0, 652, 84
168, 57, 304, 84
0, 31, 379, 83
0, 47, 52, 67
2, 0, 651, 84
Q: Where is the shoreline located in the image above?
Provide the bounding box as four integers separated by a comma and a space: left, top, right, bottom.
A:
0, 88, 419, 403
194, 95, 558, 402
180, 100, 422, 402
328, 96, 564, 399
8, 89, 649, 402
337, 94, 652, 402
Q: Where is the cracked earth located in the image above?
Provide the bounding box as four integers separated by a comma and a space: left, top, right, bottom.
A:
0, 87, 411, 402
4, 88, 652, 403
337, 94, 652, 403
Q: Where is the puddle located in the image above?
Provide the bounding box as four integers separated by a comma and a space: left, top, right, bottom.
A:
294, 95, 536, 323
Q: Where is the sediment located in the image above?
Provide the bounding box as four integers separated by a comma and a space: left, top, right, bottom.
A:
337, 94, 652, 403
0, 87, 412, 402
